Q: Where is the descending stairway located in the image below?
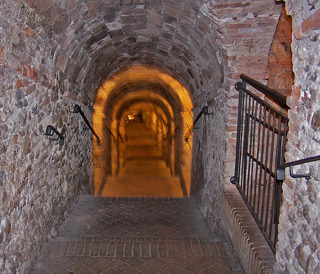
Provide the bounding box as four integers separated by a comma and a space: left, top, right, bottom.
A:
99, 122, 184, 197
34, 196, 244, 273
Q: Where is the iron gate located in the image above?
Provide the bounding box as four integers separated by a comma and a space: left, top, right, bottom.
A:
231, 75, 288, 252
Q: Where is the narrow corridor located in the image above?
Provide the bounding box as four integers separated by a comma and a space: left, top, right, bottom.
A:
34, 196, 243, 273
98, 121, 184, 197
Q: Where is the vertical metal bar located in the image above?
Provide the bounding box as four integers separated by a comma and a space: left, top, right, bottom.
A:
238, 88, 246, 189
240, 91, 249, 192
271, 114, 282, 246
257, 104, 267, 220
234, 85, 244, 185
265, 110, 277, 235
253, 101, 263, 214
260, 108, 272, 227
249, 99, 259, 206
268, 113, 281, 245
242, 112, 250, 194
274, 116, 288, 246
245, 95, 254, 199
246, 97, 253, 201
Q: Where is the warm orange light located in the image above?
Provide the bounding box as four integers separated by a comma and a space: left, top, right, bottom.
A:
93, 65, 193, 197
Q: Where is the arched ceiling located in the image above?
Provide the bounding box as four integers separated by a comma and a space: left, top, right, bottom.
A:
114, 93, 173, 122
19, 0, 282, 109
24, 0, 225, 104
93, 66, 193, 144
105, 82, 182, 116
119, 102, 169, 127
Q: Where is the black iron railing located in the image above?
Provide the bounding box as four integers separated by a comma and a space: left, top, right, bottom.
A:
185, 106, 212, 142
230, 74, 288, 253
72, 104, 100, 143
106, 127, 116, 142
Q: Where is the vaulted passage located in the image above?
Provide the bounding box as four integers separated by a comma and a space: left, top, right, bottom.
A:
3, 0, 320, 273
93, 66, 193, 197
98, 121, 186, 197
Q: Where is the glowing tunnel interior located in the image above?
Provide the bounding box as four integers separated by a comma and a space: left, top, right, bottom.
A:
93, 65, 193, 197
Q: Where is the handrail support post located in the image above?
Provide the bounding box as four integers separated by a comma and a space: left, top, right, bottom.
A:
289, 165, 312, 181
43, 125, 64, 146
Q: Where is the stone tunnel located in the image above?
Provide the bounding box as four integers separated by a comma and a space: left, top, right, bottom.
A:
1, 0, 320, 273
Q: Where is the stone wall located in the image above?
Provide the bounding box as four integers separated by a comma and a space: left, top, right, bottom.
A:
0, 1, 92, 272
198, 0, 282, 237
207, 0, 283, 181
275, 1, 320, 273
0, 0, 304, 272
197, 94, 228, 235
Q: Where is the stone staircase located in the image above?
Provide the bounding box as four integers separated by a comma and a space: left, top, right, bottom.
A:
99, 122, 183, 197
33, 196, 244, 273
34, 122, 244, 273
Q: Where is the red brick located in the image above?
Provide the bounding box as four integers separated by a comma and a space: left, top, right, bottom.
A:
23, 27, 34, 38
27, 67, 38, 79
15, 80, 22, 89
32, 0, 53, 13
24, 0, 36, 6
26, 84, 36, 95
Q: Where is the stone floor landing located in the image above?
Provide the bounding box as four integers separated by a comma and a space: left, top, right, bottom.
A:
33, 196, 244, 273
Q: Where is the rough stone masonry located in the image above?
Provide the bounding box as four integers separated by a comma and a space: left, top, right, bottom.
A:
1, 0, 320, 273
275, 0, 320, 273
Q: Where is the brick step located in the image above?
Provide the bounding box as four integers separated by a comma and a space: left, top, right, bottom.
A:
121, 159, 168, 168
41, 237, 233, 259
127, 138, 157, 146
34, 196, 245, 273
100, 175, 182, 197
117, 167, 172, 177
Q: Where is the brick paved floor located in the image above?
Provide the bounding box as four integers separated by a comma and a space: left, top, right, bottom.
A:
33, 196, 244, 273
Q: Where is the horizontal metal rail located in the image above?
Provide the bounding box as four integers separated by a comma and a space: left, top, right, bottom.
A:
277, 155, 320, 181
239, 74, 288, 109
72, 104, 100, 143
246, 152, 276, 179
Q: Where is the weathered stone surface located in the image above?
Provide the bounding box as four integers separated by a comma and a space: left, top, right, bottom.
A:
0, 1, 93, 272
275, 0, 320, 273
0, 0, 300, 273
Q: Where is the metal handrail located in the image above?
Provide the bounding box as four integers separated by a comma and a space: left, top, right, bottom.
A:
239, 74, 288, 109
118, 131, 124, 143
72, 104, 100, 143
106, 127, 116, 142
277, 155, 320, 181
185, 106, 212, 142
171, 125, 179, 143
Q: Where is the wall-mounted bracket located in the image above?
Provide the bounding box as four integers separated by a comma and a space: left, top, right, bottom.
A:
43, 125, 64, 146
70, 104, 81, 114
203, 106, 213, 116
289, 165, 312, 181
277, 155, 320, 182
